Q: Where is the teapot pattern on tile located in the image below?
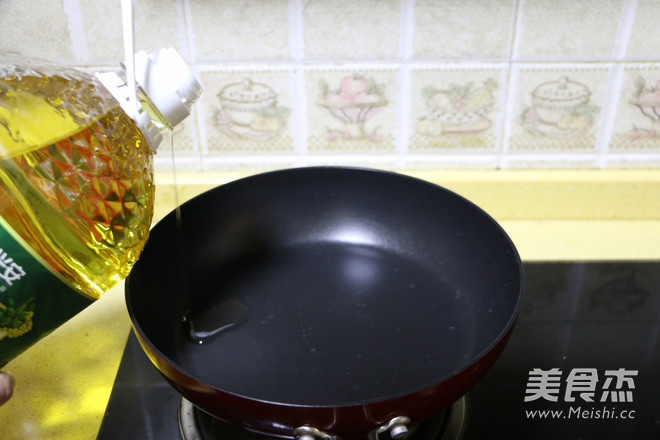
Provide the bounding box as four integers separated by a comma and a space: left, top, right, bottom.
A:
521, 76, 599, 139
214, 78, 291, 141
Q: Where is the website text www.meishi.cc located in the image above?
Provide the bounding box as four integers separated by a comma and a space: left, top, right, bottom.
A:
525, 406, 636, 420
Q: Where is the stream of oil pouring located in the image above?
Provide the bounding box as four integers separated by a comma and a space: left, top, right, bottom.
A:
120, 0, 186, 292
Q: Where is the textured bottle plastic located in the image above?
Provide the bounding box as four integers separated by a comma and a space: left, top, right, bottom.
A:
0, 50, 201, 366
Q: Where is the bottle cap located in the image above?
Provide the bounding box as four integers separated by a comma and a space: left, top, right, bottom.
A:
95, 48, 202, 152
134, 47, 203, 128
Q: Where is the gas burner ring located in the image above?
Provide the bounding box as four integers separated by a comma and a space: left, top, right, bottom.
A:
179, 397, 202, 440
179, 396, 467, 440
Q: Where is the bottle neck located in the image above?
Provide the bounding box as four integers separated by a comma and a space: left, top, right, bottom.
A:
94, 72, 166, 152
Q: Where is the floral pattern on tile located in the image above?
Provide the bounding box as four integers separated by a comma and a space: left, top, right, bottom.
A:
199, 70, 294, 155
409, 67, 505, 152
507, 68, 610, 152
609, 66, 660, 151
307, 69, 396, 152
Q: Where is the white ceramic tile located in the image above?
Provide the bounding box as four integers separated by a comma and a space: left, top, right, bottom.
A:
76, 0, 184, 63
515, 0, 624, 60
413, 0, 517, 60
0, 0, 75, 61
625, 0, 660, 60
187, 0, 290, 61
302, 0, 401, 59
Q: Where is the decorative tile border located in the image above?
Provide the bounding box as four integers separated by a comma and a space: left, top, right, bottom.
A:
6, 0, 660, 171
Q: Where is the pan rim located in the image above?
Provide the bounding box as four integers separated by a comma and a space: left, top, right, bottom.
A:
125, 165, 525, 408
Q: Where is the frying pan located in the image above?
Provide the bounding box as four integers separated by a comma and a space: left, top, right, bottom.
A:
125, 167, 524, 440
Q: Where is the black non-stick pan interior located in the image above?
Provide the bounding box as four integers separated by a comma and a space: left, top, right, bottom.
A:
126, 167, 523, 407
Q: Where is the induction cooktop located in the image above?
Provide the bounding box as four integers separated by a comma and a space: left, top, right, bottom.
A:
97, 262, 660, 439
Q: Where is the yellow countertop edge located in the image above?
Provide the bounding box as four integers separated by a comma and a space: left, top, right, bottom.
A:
154, 169, 660, 221
2, 168, 660, 440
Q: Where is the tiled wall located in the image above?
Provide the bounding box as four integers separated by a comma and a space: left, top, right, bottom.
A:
3, 0, 660, 171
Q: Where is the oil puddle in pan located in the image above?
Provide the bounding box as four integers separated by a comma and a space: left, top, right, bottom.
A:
182, 298, 251, 344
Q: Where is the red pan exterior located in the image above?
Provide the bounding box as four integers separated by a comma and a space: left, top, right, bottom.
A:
133, 323, 516, 440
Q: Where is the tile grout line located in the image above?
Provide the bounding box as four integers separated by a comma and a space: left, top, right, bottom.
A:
191, 57, 660, 67
182, 0, 197, 61
595, 0, 638, 167
289, 0, 308, 158
180, 0, 205, 169
184, 151, 660, 168
394, 0, 415, 163
498, 0, 523, 169
500, 66, 522, 169
176, 0, 203, 170
509, 0, 525, 64
613, 0, 638, 61
595, 65, 625, 168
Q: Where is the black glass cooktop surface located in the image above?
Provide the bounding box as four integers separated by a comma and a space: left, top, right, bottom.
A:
97, 262, 660, 439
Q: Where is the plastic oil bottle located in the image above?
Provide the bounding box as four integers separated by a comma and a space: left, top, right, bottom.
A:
0, 48, 202, 366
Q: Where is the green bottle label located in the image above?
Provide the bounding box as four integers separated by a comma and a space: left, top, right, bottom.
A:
0, 218, 94, 367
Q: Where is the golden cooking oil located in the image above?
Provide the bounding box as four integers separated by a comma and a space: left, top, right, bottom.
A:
0, 68, 154, 298
0, 49, 201, 366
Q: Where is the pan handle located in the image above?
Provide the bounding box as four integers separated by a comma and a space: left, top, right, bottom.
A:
293, 416, 411, 440
367, 416, 411, 440
293, 425, 340, 440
